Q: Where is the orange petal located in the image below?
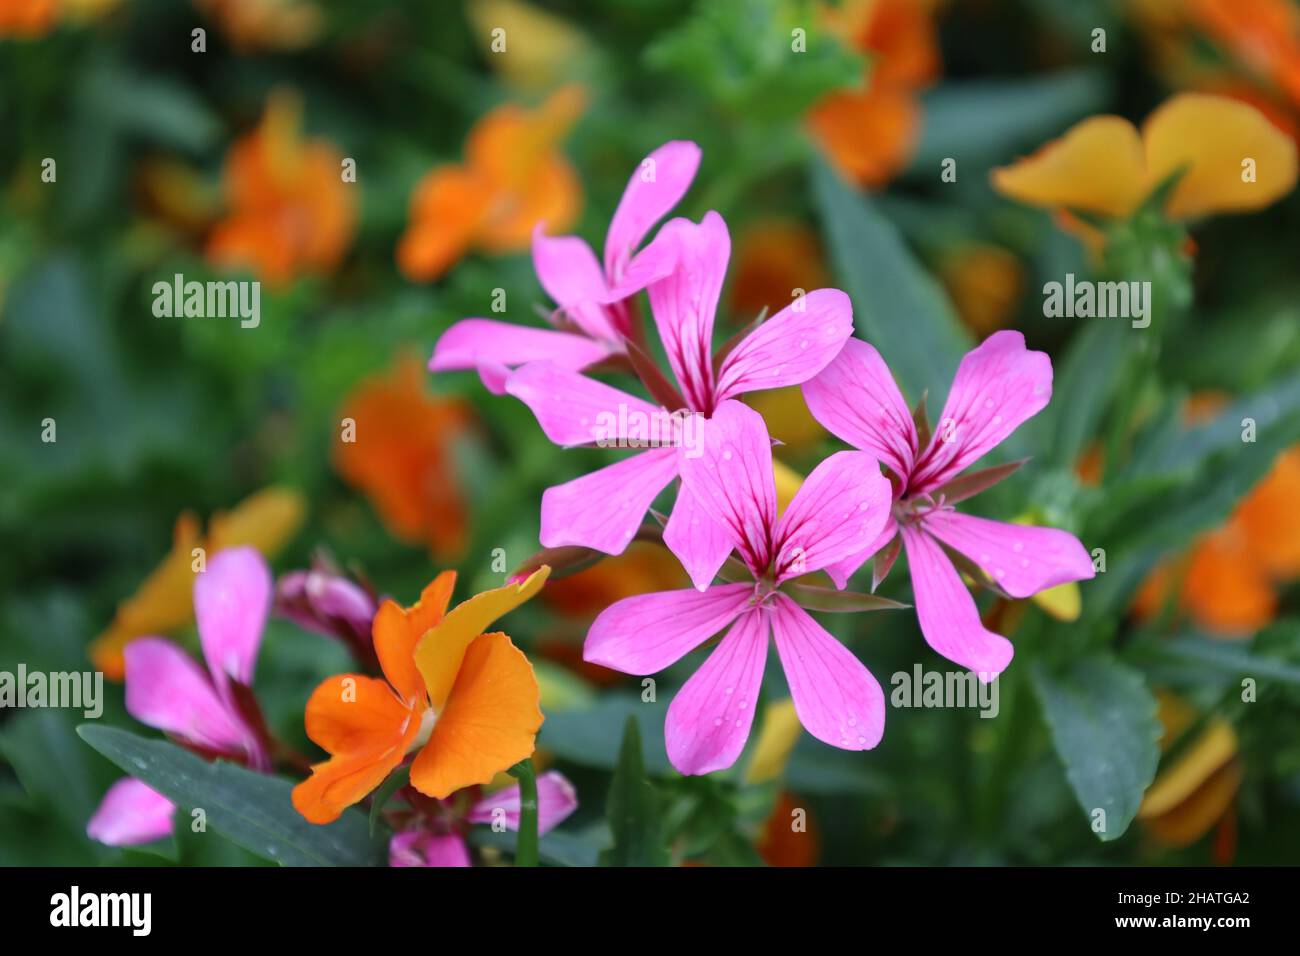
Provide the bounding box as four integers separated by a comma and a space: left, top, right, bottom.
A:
397, 165, 493, 282
292, 746, 409, 825
414, 567, 550, 712
465, 84, 586, 191
1234, 446, 1300, 577
1182, 526, 1276, 635
372, 571, 458, 702
409, 631, 543, 799
303, 674, 414, 755
991, 115, 1148, 218
1145, 759, 1243, 848
475, 155, 583, 252
808, 86, 921, 189
1144, 92, 1298, 219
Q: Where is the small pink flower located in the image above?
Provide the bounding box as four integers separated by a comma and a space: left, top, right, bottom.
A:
388, 771, 579, 867
87, 547, 273, 847
802, 331, 1096, 677
275, 565, 378, 667
507, 211, 854, 588
584, 400, 893, 775
430, 141, 701, 393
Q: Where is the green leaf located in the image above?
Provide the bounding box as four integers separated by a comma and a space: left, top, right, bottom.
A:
600, 717, 669, 866
1031, 656, 1160, 842
811, 157, 971, 402
369, 766, 409, 837
783, 582, 909, 613
911, 69, 1110, 170
77, 726, 386, 866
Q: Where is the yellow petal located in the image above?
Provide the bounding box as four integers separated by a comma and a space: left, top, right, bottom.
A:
744, 698, 803, 784
414, 567, 550, 712
991, 115, 1148, 218
773, 458, 804, 517
1030, 581, 1081, 622
1145, 760, 1242, 848
207, 486, 306, 555
1138, 719, 1238, 819
467, 0, 588, 91
1145, 92, 1298, 219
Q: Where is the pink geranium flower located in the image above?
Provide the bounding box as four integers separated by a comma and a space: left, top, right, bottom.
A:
430, 141, 702, 393
802, 331, 1096, 677
584, 400, 893, 775
388, 771, 578, 867
506, 211, 854, 588
87, 547, 273, 847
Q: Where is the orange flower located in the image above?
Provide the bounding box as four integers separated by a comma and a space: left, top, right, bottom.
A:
0, 0, 57, 35
808, 0, 941, 188
938, 243, 1026, 338
729, 219, 830, 320
196, 0, 322, 51
756, 792, 820, 867
90, 487, 305, 679
1134, 445, 1300, 635
333, 355, 471, 558
1138, 692, 1241, 852
992, 93, 1297, 230
207, 91, 356, 287
397, 85, 585, 282
1189, 0, 1300, 111
292, 568, 549, 824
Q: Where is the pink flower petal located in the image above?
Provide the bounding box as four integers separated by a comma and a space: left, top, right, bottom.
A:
532, 225, 620, 342
714, 289, 854, 402
664, 485, 735, 591
771, 595, 885, 751
921, 510, 1095, 599
86, 778, 176, 847
665, 608, 769, 775
774, 450, 891, 583
194, 547, 270, 699
388, 831, 472, 867
584, 582, 753, 674
605, 140, 702, 284
539, 448, 678, 553
430, 318, 614, 395
802, 338, 918, 479
910, 330, 1052, 493
124, 638, 255, 758
899, 525, 1014, 678
646, 212, 729, 412
466, 770, 579, 835
676, 399, 777, 575
822, 516, 898, 590
506, 362, 665, 448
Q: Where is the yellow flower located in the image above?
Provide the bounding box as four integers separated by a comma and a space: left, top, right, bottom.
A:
91, 488, 305, 679
992, 93, 1297, 230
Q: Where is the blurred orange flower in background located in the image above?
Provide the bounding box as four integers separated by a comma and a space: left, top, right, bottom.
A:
729, 218, 831, 320
206, 91, 356, 286
938, 242, 1026, 338
0, 0, 58, 35
333, 356, 471, 559
397, 85, 585, 283
90, 487, 305, 679
1138, 691, 1241, 858
1135, 445, 1300, 636
808, 0, 941, 189
196, 0, 323, 51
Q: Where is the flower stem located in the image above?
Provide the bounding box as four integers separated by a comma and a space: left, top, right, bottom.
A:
507, 758, 539, 867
